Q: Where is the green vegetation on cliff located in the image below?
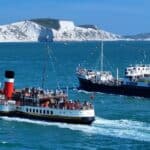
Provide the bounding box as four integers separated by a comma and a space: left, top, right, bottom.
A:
31, 18, 60, 30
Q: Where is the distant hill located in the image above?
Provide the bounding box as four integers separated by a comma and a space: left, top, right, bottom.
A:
31, 18, 121, 41
0, 18, 122, 42
124, 33, 150, 40
1, 18, 150, 42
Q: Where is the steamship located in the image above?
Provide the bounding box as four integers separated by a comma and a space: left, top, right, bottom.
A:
77, 64, 150, 98
76, 42, 150, 98
0, 71, 95, 124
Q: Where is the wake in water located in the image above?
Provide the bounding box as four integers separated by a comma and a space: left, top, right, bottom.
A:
1, 116, 150, 142
77, 89, 105, 96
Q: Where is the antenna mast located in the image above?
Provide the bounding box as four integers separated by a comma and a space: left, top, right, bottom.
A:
101, 41, 103, 72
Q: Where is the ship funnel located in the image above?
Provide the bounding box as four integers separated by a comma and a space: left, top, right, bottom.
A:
4, 70, 15, 99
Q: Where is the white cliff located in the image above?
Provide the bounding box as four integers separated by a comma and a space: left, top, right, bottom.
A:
0, 21, 52, 42
52, 20, 121, 41
0, 19, 121, 42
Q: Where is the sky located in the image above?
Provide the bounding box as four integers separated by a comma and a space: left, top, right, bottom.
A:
0, 0, 149, 35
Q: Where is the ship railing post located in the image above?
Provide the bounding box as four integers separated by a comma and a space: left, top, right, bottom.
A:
100, 41, 104, 72
66, 86, 69, 97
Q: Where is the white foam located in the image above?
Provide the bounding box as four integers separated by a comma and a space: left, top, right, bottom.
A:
1, 116, 150, 142
0, 141, 8, 144
77, 90, 92, 94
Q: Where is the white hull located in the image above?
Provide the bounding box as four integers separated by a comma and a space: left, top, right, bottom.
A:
0, 102, 95, 124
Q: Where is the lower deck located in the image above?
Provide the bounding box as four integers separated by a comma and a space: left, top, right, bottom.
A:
0, 110, 95, 125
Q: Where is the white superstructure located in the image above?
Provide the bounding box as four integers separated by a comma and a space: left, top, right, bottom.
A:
0, 100, 16, 112
77, 67, 114, 84
123, 64, 150, 87
125, 64, 150, 78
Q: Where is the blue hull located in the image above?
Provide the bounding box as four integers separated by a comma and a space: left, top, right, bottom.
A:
78, 77, 150, 98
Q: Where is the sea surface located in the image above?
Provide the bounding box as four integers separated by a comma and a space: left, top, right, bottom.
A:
0, 41, 150, 150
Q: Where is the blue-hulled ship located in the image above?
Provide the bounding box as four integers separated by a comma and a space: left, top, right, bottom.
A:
77, 64, 150, 98
76, 42, 150, 98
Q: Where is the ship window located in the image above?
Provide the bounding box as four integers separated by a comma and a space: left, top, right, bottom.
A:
30, 108, 32, 112
51, 111, 53, 115
43, 110, 45, 114
36, 109, 38, 113
26, 108, 28, 112
33, 109, 35, 113
40, 110, 42, 114
47, 110, 49, 114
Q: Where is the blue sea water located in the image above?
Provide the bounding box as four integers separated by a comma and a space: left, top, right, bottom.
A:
0, 41, 150, 150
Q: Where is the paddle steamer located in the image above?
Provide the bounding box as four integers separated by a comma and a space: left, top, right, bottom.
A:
0, 71, 95, 124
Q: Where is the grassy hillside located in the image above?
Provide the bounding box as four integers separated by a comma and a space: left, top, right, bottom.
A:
31, 18, 60, 30
78, 25, 98, 30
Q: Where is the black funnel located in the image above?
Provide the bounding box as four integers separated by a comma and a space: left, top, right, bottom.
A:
5, 71, 15, 78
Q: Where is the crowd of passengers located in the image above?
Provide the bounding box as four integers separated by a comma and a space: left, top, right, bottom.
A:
41, 99, 93, 110
20, 87, 67, 98
18, 87, 93, 110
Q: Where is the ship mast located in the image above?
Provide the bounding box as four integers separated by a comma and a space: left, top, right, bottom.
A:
116, 68, 119, 85
116, 68, 119, 80
100, 41, 104, 72
41, 45, 49, 89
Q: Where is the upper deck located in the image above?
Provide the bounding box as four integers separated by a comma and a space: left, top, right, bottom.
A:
76, 67, 114, 83
0, 87, 94, 111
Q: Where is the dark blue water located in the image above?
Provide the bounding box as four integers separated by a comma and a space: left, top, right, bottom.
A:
0, 41, 150, 150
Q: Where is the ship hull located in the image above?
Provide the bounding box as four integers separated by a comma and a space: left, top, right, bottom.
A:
78, 77, 150, 98
0, 111, 94, 125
